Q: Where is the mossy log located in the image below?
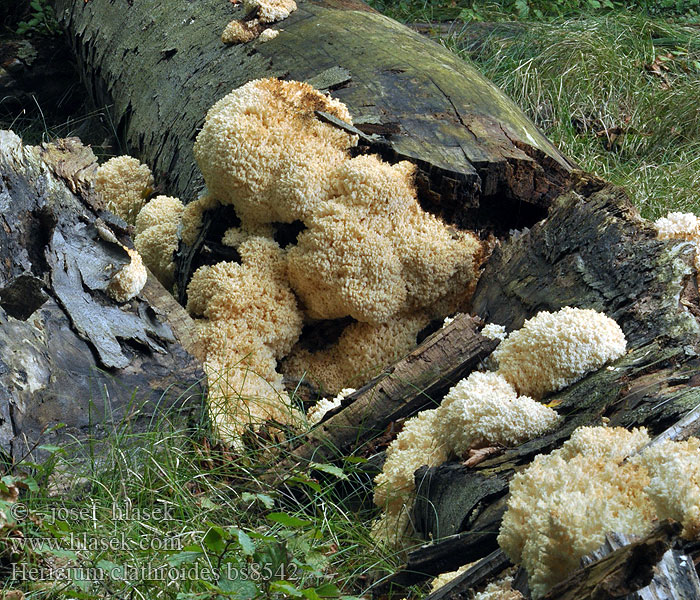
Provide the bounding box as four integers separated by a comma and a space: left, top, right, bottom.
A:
52, 0, 573, 232
0, 131, 205, 463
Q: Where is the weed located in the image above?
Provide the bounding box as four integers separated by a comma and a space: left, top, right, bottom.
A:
16, 0, 60, 37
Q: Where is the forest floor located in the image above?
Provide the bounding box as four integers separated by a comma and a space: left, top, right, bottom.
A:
0, 2, 699, 599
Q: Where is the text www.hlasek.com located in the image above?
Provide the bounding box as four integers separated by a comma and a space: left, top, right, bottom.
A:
4, 532, 183, 553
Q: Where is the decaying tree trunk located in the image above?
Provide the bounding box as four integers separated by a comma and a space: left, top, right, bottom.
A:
271, 315, 496, 474
0, 132, 205, 463
52, 0, 573, 232
43, 2, 700, 597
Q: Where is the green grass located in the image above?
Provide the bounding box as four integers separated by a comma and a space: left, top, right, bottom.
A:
444, 14, 700, 218
0, 403, 400, 599
365, 2, 700, 219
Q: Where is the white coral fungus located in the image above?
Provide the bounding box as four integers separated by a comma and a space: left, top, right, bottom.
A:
654, 211, 700, 277
481, 322, 507, 342
133, 195, 184, 290
494, 307, 627, 399
106, 246, 147, 302
243, 0, 296, 23
307, 388, 355, 425
498, 426, 700, 598
186, 236, 304, 439
639, 437, 700, 539
258, 28, 279, 42
94, 156, 154, 225
372, 372, 559, 546
221, 19, 259, 44
283, 312, 430, 395
654, 211, 700, 241
436, 372, 560, 457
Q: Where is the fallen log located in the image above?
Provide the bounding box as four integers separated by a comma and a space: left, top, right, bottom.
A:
268, 315, 497, 477
52, 0, 573, 232
0, 132, 205, 463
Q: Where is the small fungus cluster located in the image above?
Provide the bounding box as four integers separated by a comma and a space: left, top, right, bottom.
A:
94, 156, 153, 225
221, 0, 294, 44
654, 211, 700, 278
492, 306, 627, 400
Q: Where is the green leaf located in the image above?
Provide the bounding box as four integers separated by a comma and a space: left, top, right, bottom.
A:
302, 589, 321, 600
267, 512, 312, 528
168, 551, 203, 566
310, 463, 347, 480
203, 525, 226, 554
313, 583, 340, 598
270, 581, 303, 597
38, 444, 63, 454
288, 475, 322, 493
218, 575, 259, 599
241, 492, 275, 509
236, 529, 255, 556
23, 476, 39, 492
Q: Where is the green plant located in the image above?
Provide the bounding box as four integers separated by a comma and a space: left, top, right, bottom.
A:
16, 0, 60, 37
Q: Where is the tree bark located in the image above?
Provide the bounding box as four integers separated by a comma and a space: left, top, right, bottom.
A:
269, 315, 497, 478
52, 0, 573, 232
541, 520, 700, 600
0, 131, 205, 463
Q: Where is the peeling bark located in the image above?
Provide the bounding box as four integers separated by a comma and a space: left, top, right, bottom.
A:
0, 131, 205, 462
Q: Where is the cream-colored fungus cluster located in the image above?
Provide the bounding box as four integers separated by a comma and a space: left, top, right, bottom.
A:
284, 312, 431, 394
372, 371, 560, 547
498, 426, 700, 598
186, 236, 304, 439
371, 307, 628, 549
221, 0, 295, 44
493, 307, 627, 399
654, 211, 700, 276
133, 195, 185, 290
94, 156, 154, 225
306, 388, 355, 425
191, 78, 483, 397
639, 437, 700, 539
498, 426, 654, 598
438, 372, 560, 457
106, 246, 147, 303
655, 211, 700, 241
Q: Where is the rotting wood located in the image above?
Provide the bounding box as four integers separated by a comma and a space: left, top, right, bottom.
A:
378, 183, 700, 593
540, 520, 699, 600
267, 315, 497, 479
421, 549, 511, 600
0, 131, 205, 463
